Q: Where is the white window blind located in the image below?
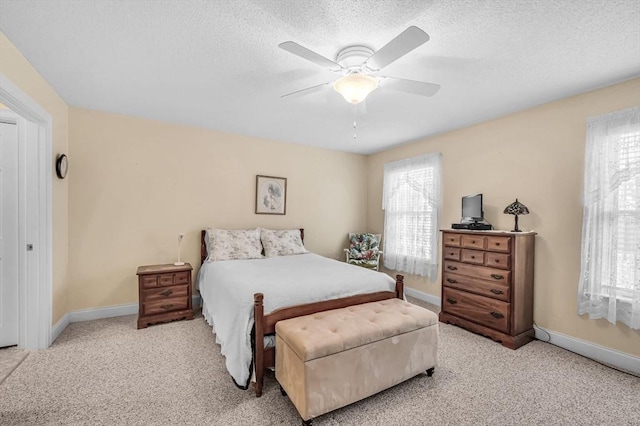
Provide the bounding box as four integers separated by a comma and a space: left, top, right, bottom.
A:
382, 153, 442, 279
578, 106, 640, 330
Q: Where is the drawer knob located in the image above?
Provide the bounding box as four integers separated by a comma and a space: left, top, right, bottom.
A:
161, 304, 174, 310
446, 297, 458, 304
446, 278, 458, 284
491, 273, 504, 280
490, 288, 504, 295
496, 242, 500, 246
471, 240, 476, 244
447, 265, 458, 271
159, 289, 173, 297
489, 311, 504, 319
495, 259, 500, 263
471, 255, 475, 259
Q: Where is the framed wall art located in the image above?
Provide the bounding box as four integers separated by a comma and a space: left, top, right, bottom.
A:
255, 175, 287, 215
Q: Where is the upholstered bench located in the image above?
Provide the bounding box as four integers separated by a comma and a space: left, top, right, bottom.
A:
275, 298, 439, 425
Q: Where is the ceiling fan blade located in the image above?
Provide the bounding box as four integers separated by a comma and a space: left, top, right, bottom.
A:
281, 82, 332, 99
364, 26, 430, 71
380, 76, 441, 97
279, 41, 343, 72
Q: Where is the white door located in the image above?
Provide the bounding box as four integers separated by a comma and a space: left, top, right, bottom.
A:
0, 118, 19, 347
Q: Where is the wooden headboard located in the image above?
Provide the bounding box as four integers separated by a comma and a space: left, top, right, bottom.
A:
200, 228, 305, 264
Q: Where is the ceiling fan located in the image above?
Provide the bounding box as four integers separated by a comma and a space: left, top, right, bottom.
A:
279, 26, 441, 105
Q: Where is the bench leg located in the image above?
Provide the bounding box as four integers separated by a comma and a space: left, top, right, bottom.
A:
426, 367, 435, 377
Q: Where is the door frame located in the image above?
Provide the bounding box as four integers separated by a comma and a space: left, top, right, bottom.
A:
0, 73, 53, 350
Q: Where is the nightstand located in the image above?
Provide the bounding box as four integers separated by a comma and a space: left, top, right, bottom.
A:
136, 263, 194, 329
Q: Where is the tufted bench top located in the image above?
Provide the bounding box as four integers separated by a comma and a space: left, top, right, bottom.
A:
275, 298, 438, 362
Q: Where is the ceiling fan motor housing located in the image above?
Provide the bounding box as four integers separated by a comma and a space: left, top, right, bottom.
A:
336, 45, 375, 73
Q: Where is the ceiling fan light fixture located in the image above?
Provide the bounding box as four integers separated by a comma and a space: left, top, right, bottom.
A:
333, 74, 378, 105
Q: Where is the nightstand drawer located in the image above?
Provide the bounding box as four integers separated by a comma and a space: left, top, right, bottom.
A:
443, 272, 510, 302
143, 296, 189, 316
442, 288, 510, 334
142, 285, 189, 303
142, 271, 190, 289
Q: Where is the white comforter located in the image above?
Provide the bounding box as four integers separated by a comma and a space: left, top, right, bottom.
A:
197, 253, 396, 387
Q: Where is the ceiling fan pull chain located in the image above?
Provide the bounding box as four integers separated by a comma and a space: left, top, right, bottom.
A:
352, 105, 357, 140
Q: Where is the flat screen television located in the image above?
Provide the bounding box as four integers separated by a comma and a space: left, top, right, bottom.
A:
462, 193, 484, 223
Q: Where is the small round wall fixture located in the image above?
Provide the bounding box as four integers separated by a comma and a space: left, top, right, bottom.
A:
55, 154, 68, 179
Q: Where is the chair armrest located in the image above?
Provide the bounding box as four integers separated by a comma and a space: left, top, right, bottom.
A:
343, 248, 350, 262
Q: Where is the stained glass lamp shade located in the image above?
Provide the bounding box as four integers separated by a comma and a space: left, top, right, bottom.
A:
503, 199, 530, 232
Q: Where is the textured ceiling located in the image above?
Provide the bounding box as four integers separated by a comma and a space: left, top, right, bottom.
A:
0, 0, 639, 154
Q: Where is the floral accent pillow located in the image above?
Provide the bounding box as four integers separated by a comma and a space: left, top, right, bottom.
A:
348, 233, 380, 261
260, 229, 308, 257
207, 228, 263, 261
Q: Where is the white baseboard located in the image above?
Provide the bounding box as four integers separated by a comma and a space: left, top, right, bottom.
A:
51, 295, 202, 344
404, 286, 441, 307
534, 325, 639, 375
402, 287, 638, 375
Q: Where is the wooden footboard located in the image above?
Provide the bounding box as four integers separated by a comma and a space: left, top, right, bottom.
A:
252, 274, 404, 397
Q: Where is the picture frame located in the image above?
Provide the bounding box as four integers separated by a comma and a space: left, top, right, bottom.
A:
255, 175, 287, 215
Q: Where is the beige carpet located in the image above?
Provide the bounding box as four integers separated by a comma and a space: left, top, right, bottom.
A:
0, 299, 638, 425
0, 347, 28, 385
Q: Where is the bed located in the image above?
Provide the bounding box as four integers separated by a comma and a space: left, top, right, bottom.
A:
197, 228, 404, 397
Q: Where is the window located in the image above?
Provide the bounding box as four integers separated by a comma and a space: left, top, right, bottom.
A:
578, 107, 640, 330
382, 153, 442, 279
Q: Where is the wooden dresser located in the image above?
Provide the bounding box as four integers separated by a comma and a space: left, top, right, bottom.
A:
439, 230, 536, 349
136, 263, 194, 329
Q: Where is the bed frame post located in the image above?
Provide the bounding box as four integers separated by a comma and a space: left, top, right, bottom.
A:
395, 274, 404, 299
254, 293, 265, 397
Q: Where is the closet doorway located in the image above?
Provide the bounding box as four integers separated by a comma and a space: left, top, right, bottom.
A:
0, 74, 53, 350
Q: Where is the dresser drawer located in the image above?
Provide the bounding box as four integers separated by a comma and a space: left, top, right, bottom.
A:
443, 272, 510, 302
485, 252, 511, 270
141, 271, 190, 289
443, 233, 461, 247
443, 261, 511, 285
442, 287, 510, 333
444, 247, 461, 261
143, 296, 189, 316
142, 284, 189, 303
486, 236, 511, 253
461, 235, 485, 249
461, 249, 484, 265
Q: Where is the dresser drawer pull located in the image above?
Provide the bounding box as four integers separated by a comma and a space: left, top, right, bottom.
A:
490, 288, 504, 295
160, 304, 174, 310
159, 289, 173, 297
446, 297, 458, 304
470, 255, 476, 259
491, 273, 504, 280
489, 311, 504, 319
446, 278, 458, 284
447, 265, 458, 271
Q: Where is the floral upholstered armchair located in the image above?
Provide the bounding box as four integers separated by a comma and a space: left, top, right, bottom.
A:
344, 233, 383, 271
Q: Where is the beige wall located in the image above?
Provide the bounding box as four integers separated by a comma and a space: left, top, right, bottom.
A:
68, 108, 368, 311
367, 78, 640, 357
0, 32, 70, 323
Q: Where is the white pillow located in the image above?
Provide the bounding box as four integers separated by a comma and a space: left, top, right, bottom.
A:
260, 229, 308, 257
207, 228, 263, 261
